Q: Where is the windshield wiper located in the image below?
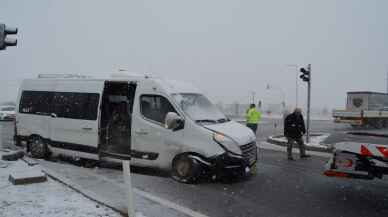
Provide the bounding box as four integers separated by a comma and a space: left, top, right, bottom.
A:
217, 118, 229, 123
196, 119, 217, 124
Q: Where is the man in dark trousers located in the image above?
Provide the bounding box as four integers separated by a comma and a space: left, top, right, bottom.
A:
284, 108, 311, 160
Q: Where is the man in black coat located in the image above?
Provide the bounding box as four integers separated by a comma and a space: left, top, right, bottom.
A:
284, 108, 311, 160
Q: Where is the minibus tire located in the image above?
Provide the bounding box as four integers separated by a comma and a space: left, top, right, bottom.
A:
29, 136, 49, 159
171, 154, 201, 184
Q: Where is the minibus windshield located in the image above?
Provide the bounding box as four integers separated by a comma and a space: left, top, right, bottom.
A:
172, 93, 228, 124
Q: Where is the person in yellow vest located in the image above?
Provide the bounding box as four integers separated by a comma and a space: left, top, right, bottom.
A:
245, 104, 261, 135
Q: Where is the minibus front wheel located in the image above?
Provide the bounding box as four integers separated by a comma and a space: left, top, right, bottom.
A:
171, 154, 202, 184
29, 136, 49, 159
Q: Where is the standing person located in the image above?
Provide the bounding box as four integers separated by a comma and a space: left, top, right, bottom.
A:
284, 108, 311, 160
246, 104, 261, 135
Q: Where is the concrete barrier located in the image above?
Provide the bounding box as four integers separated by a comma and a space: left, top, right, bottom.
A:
267, 133, 333, 153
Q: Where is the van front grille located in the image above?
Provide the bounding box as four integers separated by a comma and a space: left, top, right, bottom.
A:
240, 142, 257, 165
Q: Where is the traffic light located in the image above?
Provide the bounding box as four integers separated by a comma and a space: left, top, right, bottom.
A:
0, 23, 18, 50
299, 67, 310, 82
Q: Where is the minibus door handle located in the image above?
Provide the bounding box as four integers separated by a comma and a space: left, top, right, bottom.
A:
135, 129, 149, 135
82, 127, 93, 131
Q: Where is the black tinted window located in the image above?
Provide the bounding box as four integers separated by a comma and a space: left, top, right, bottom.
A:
140, 95, 176, 124
53, 92, 99, 120
19, 91, 52, 115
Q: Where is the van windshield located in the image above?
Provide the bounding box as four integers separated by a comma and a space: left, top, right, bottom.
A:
172, 93, 228, 124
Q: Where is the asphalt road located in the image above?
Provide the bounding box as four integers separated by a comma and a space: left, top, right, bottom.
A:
2, 120, 388, 217
257, 117, 388, 145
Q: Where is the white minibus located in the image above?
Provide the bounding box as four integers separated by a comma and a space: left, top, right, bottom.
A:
15, 73, 258, 183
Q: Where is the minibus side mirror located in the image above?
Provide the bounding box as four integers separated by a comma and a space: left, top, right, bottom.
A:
165, 112, 184, 131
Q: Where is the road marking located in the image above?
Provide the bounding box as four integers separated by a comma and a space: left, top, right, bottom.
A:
133, 188, 211, 217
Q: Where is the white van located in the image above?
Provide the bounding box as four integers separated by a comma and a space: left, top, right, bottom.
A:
15, 73, 258, 183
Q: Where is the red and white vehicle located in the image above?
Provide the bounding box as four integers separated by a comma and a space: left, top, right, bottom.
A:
324, 133, 388, 180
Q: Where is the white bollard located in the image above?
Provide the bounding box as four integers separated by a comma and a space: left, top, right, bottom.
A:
123, 160, 135, 217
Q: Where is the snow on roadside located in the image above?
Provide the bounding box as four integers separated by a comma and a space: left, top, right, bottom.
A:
305, 134, 330, 148
0, 160, 146, 217
270, 133, 330, 149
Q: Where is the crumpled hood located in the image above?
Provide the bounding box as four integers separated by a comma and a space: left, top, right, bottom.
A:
204, 121, 256, 146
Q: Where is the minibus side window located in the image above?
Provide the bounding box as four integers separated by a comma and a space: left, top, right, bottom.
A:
52, 92, 99, 120
140, 95, 177, 124
19, 91, 52, 115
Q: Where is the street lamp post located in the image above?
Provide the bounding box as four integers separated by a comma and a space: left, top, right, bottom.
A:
266, 84, 286, 109
251, 91, 256, 104
286, 64, 299, 107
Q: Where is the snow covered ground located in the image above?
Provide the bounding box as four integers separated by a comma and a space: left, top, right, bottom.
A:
0, 161, 120, 217
0, 158, 146, 217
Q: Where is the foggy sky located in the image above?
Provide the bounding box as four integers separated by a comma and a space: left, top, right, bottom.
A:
1, 0, 387, 109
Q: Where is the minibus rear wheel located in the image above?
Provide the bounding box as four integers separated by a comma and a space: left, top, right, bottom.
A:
171, 154, 201, 184
29, 136, 49, 159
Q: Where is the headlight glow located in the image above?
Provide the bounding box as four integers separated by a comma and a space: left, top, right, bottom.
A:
213, 133, 242, 155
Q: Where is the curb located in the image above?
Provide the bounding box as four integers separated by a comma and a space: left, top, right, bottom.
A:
40, 167, 128, 216
267, 134, 333, 153
40, 163, 206, 217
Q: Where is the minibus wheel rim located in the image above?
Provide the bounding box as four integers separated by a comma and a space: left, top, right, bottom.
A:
30, 137, 47, 158
172, 154, 201, 183
176, 159, 191, 177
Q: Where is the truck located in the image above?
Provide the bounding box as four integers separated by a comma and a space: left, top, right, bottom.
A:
332, 91, 388, 129
324, 132, 388, 180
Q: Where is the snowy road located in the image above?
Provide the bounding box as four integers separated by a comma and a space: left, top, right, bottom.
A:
2, 121, 388, 217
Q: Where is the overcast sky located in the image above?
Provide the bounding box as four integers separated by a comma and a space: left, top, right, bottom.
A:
1, 0, 387, 109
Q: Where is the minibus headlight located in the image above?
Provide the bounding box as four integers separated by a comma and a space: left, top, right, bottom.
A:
213, 133, 242, 155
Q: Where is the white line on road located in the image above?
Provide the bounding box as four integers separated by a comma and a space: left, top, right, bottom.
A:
133, 188, 211, 217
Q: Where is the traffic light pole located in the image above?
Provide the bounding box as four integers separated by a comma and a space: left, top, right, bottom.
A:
306, 64, 311, 143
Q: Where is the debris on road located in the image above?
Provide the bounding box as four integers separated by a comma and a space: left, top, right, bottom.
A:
22, 156, 39, 166
9, 169, 47, 185
1, 150, 24, 161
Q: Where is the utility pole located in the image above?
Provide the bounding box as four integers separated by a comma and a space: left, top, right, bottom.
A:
251, 91, 256, 104
287, 64, 299, 107
386, 70, 388, 94
296, 69, 299, 107
299, 64, 312, 143
306, 64, 311, 143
